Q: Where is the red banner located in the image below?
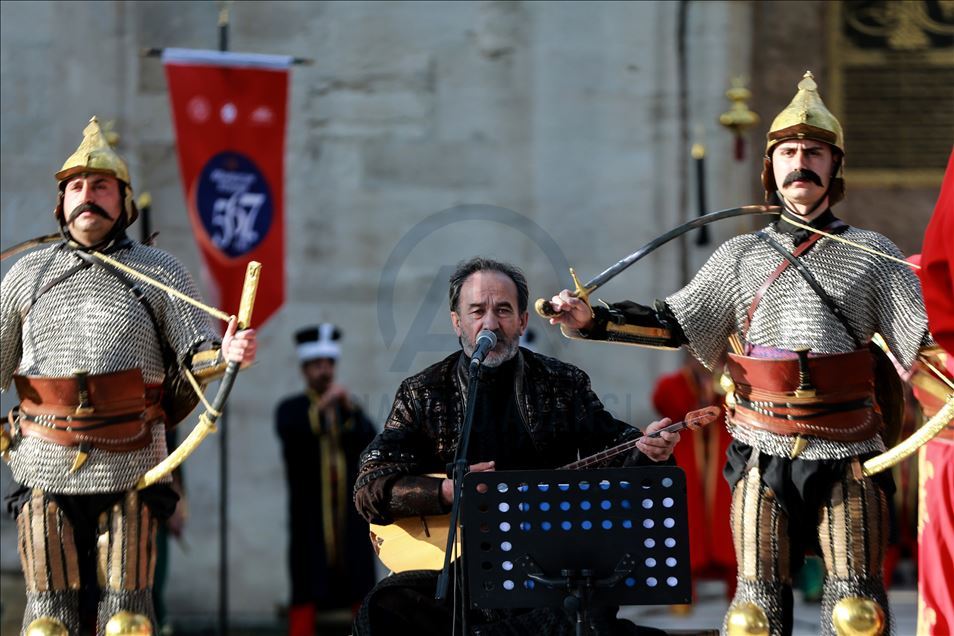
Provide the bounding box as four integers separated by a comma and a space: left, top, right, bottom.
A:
163, 48, 290, 330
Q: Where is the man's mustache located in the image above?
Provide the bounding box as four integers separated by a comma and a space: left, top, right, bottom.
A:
67, 202, 111, 223
782, 169, 823, 187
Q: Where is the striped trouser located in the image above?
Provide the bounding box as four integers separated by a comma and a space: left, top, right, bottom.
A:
724, 463, 890, 636
16, 488, 159, 635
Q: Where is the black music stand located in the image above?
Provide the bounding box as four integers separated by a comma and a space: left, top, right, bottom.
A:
460, 467, 691, 635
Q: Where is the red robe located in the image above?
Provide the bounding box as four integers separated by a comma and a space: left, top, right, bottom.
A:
915, 148, 954, 636
651, 367, 735, 585
919, 149, 954, 354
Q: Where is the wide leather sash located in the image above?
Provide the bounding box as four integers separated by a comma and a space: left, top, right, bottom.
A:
13, 369, 163, 451
726, 349, 882, 442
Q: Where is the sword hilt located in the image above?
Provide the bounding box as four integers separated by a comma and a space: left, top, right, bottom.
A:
534, 267, 594, 319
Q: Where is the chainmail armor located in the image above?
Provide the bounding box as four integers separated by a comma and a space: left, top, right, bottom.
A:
1, 241, 217, 493
667, 224, 930, 461
21, 591, 81, 636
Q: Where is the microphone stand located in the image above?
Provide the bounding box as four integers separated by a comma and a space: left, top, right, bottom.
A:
435, 356, 484, 635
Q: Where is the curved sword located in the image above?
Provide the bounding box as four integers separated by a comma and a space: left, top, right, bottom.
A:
535, 204, 780, 317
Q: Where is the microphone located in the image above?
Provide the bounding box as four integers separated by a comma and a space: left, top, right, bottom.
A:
469, 330, 498, 369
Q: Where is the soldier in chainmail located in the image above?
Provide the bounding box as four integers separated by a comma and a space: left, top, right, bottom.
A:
547, 72, 936, 636
0, 117, 257, 635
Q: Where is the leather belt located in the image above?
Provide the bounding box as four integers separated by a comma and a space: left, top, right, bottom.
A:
726, 348, 882, 442
12, 370, 163, 452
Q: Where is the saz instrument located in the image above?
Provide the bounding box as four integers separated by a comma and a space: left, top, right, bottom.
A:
367, 405, 721, 573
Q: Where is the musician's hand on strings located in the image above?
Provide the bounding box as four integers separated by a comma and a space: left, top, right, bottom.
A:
636, 418, 680, 462
440, 461, 495, 506
548, 290, 595, 330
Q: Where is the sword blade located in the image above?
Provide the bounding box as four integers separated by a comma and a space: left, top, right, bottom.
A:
582, 204, 779, 293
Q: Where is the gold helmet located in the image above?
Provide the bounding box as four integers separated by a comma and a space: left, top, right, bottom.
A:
761, 71, 846, 205
55, 116, 138, 224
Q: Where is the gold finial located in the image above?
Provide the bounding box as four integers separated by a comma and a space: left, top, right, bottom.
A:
719, 76, 760, 160
719, 76, 760, 135
136, 192, 152, 210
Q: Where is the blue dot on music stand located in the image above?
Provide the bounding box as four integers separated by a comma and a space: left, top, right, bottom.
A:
619, 480, 631, 489
621, 499, 632, 510
625, 577, 636, 588
499, 522, 511, 532
561, 521, 572, 531
622, 519, 633, 529
643, 519, 654, 529
542, 521, 552, 531
497, 483, 508, 493
518, 502, 530, 512
602, 520, 613, 530
581, 520, 593, 530
500, 541, 512, 552
666, 557, 677, 567
662, 477, 673, 487
663, 497, 674, 508
537, 483, 549, 492
664, 517, 675, 528
499, 502, 510, 513
524, 580, 535, 590
502, 561, 513, 571
520, 521, 532, 531
667, 577, 678, 587
558, 483, 570, 491
580, 500, 592, 511
503, 580, 515, 590
644, 538, 656, 548
665, 537, 676, 548
647, 577, 658, 587
599, 480, 611, 490
540, 502, 550, 512
560, 501, 571, 511
642, 499, 653, 509
579, 481, 591, 491
645, 557, 656, 567
601, 500, 611, 510
517, 483, 529, 493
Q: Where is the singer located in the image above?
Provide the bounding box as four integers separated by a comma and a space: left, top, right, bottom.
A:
353, 257, 681, 635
